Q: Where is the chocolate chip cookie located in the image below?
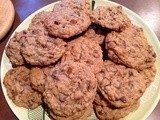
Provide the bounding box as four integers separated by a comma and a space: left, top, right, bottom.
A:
43, 61, 97, 117
53, 0, 91, 15
3, 66, 42, 109
140, 65, 156, 88
91, 6, 131, 31
31, 11, 53, 26
106, 24, 156, 70
83, 25, 106, 45
45, 8, 91, 38
61, 37, 103, 74
49, 104, 93, 120
21, 29, 66, 66
30, 66, 55, 93
96, 60, 145, 107
94, 93, 140, 120
30, 67, 45, 93
6, 31, 27, 66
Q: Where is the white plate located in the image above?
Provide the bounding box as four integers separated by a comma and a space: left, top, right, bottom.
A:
1, 0, 160, 120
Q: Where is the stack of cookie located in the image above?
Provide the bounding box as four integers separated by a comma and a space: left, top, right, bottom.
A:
94, 60, 145, 119
4, 0, 98, 120
3, 0, 156, 120
90, 4, 156, 120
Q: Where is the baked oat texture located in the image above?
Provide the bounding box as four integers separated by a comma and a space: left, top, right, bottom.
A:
45, 8, 91, 38
21, 29, 66, 66
94, 93, 140, 120
5, 31, 27, 66
30, 66, 55, 93
3, 66, 42, 109
83, 25, 106, 45
30, 11, 53, 26
30, 67, 46, 93
140, 65, 157, 88
28, 11, 53, 37
49, 104, 93, 120
91, 6, 131, 31
53, 0, 91, 15
106, 24, 156, 70
43, 61, 97, 117
96, 60, 145, 107
61, 37, 103, 74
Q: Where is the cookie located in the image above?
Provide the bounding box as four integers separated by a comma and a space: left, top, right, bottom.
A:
53, 0, 91, 15
30, 66, 55, 93
83, 25, 106, 45
96, 60, 145, 107
21, 29, 66, 66
94, 93, 140, 120
30, 67, 46, 93
3, 66, 42, 109
140, 65, 156, 88
28, 11, 53, 36
49, 104, 93, 120
45, 8, 91, 38
91, 6, 131, 31
61, 37, 103, 74
43, 61, 97, 117
6, 22, 51, 66
31, 11, 53, 26
94, 92, 108, 107
106, 24, 156, 70
5, 31, 27, 66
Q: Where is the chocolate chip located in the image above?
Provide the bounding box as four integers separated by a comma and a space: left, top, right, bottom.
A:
59, 95, 66, 102
66, 67, 72, 74
119, 96, 127, 103
51, 70, 59, 78
70, 19, 77, 25
98, 110, 103, 115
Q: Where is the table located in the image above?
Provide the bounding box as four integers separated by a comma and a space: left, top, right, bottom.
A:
0, 0, 160, 119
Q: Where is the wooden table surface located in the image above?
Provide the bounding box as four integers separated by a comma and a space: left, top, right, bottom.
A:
0, 0, 160, 119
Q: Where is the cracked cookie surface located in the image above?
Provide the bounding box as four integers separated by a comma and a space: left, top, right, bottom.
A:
45, 8, 91, 38
3, 66, 42, 109
21, 30, 66, 66
106, 24, 156, 70
94, 93, 140, 120
6, 31, 27, 66
61, 37, 103, 74
44, 61, 97, 117
91, 6, 131, 31
96, 60, 145, 107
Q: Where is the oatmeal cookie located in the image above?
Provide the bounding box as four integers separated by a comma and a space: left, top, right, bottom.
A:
43, 61, 97, 117
45, 8, 91, 38
83, 25, 106, 45
61, 37, 103, 74
53, 0, 91, 15
96, 60, 145, 107
5, 31, 27, 66
28, 11, 54, 36
106, 24, 156, 70
140, 65, 156, 88
91, 6, 131, 31
49, 104, 93, 120
30, 66, 55, 93
21, 29, 66, 66
94, 93, 140, 120
31, 11, 53, 26
3, 66, 42, 109
30, 67, 45, 93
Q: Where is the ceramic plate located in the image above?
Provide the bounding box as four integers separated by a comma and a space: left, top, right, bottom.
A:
1, 0, 160, 120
